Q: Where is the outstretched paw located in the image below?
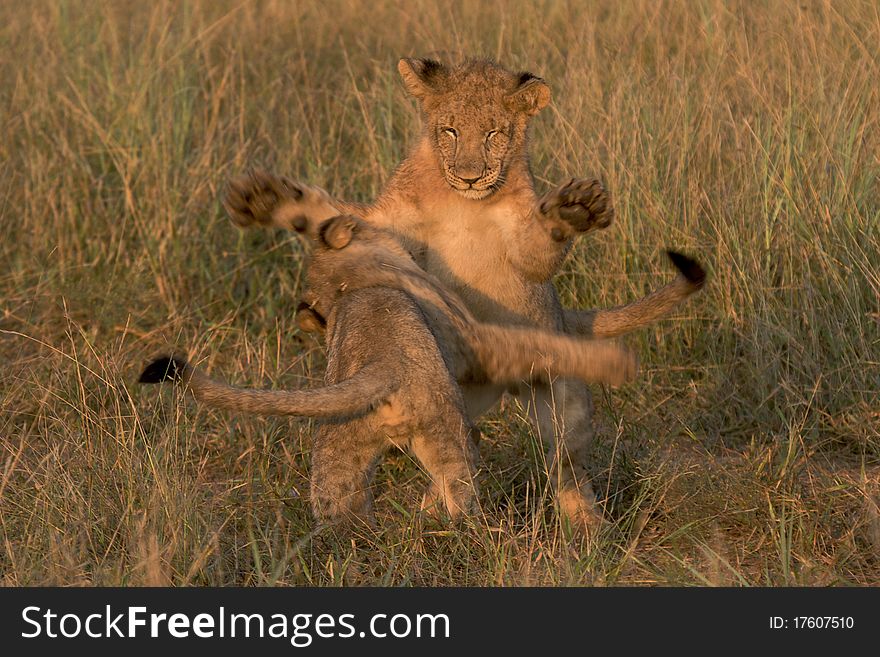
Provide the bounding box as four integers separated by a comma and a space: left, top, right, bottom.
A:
598, 342, 639, 387
540, 177, 614, 241
223, 169, 307, 230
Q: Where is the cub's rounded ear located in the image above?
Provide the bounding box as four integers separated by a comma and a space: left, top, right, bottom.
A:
295, 301, 326, 334
505, 73, 551, 116
398, 57, 447, 99
318, 215, 358, 250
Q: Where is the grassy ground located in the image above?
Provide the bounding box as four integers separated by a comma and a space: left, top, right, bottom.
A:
1, 0, 878, 586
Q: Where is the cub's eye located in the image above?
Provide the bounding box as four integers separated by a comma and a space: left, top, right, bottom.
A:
441, 127, 458, 138
486, 130, 499, 140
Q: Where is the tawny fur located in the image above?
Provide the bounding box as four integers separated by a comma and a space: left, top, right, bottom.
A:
140, 215, 638, 527
303, 215, 639, 388
141, 287, 480, 526
223, 57, 706, 533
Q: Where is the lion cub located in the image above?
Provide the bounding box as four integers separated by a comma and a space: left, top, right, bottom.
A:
140, 216, 637, 526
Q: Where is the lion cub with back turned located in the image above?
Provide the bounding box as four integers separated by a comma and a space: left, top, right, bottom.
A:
141, 214, 638, 526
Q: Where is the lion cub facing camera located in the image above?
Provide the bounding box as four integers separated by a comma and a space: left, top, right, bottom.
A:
140, 215, 638, 527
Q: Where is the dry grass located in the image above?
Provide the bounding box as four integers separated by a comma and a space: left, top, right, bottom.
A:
1, 0, 878, 586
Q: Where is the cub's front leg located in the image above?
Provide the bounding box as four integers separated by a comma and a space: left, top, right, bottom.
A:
509, 177, 614, 283
538, 177, 614, 242
224, 169, 357, 238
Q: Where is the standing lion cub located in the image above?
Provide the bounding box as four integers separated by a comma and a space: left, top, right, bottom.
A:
141, 214, 638, 525
224, 57, 706, 533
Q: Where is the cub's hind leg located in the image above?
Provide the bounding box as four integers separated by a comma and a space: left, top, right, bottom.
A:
518, 378, 605, 537
309, 420, 386, 527
410, 411, 480, 522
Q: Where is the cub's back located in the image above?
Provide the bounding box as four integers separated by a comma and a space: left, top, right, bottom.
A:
322, 287, 456, 393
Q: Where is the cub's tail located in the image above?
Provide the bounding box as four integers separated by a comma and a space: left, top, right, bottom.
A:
139, 355, 396, 419
564, 250, 706, 339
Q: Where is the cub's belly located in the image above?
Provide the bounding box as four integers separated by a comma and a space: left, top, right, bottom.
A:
378, 204, 564, 328
423, 240, 560, 329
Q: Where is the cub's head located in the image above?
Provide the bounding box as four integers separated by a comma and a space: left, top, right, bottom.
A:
398, 57, 551, 200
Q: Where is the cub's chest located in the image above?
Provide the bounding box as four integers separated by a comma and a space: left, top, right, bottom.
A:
419, 201, 516, 276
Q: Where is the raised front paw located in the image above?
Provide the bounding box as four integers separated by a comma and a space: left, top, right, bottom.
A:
611, 345, 639, 387
223, 169, 307, 230
539, 177, 614, 241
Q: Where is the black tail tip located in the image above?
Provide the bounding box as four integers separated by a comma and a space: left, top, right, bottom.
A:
665, 250, 706, 288
139, 356, 187, 384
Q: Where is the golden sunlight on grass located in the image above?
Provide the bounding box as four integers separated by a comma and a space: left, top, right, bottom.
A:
0, 0, 878, 585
